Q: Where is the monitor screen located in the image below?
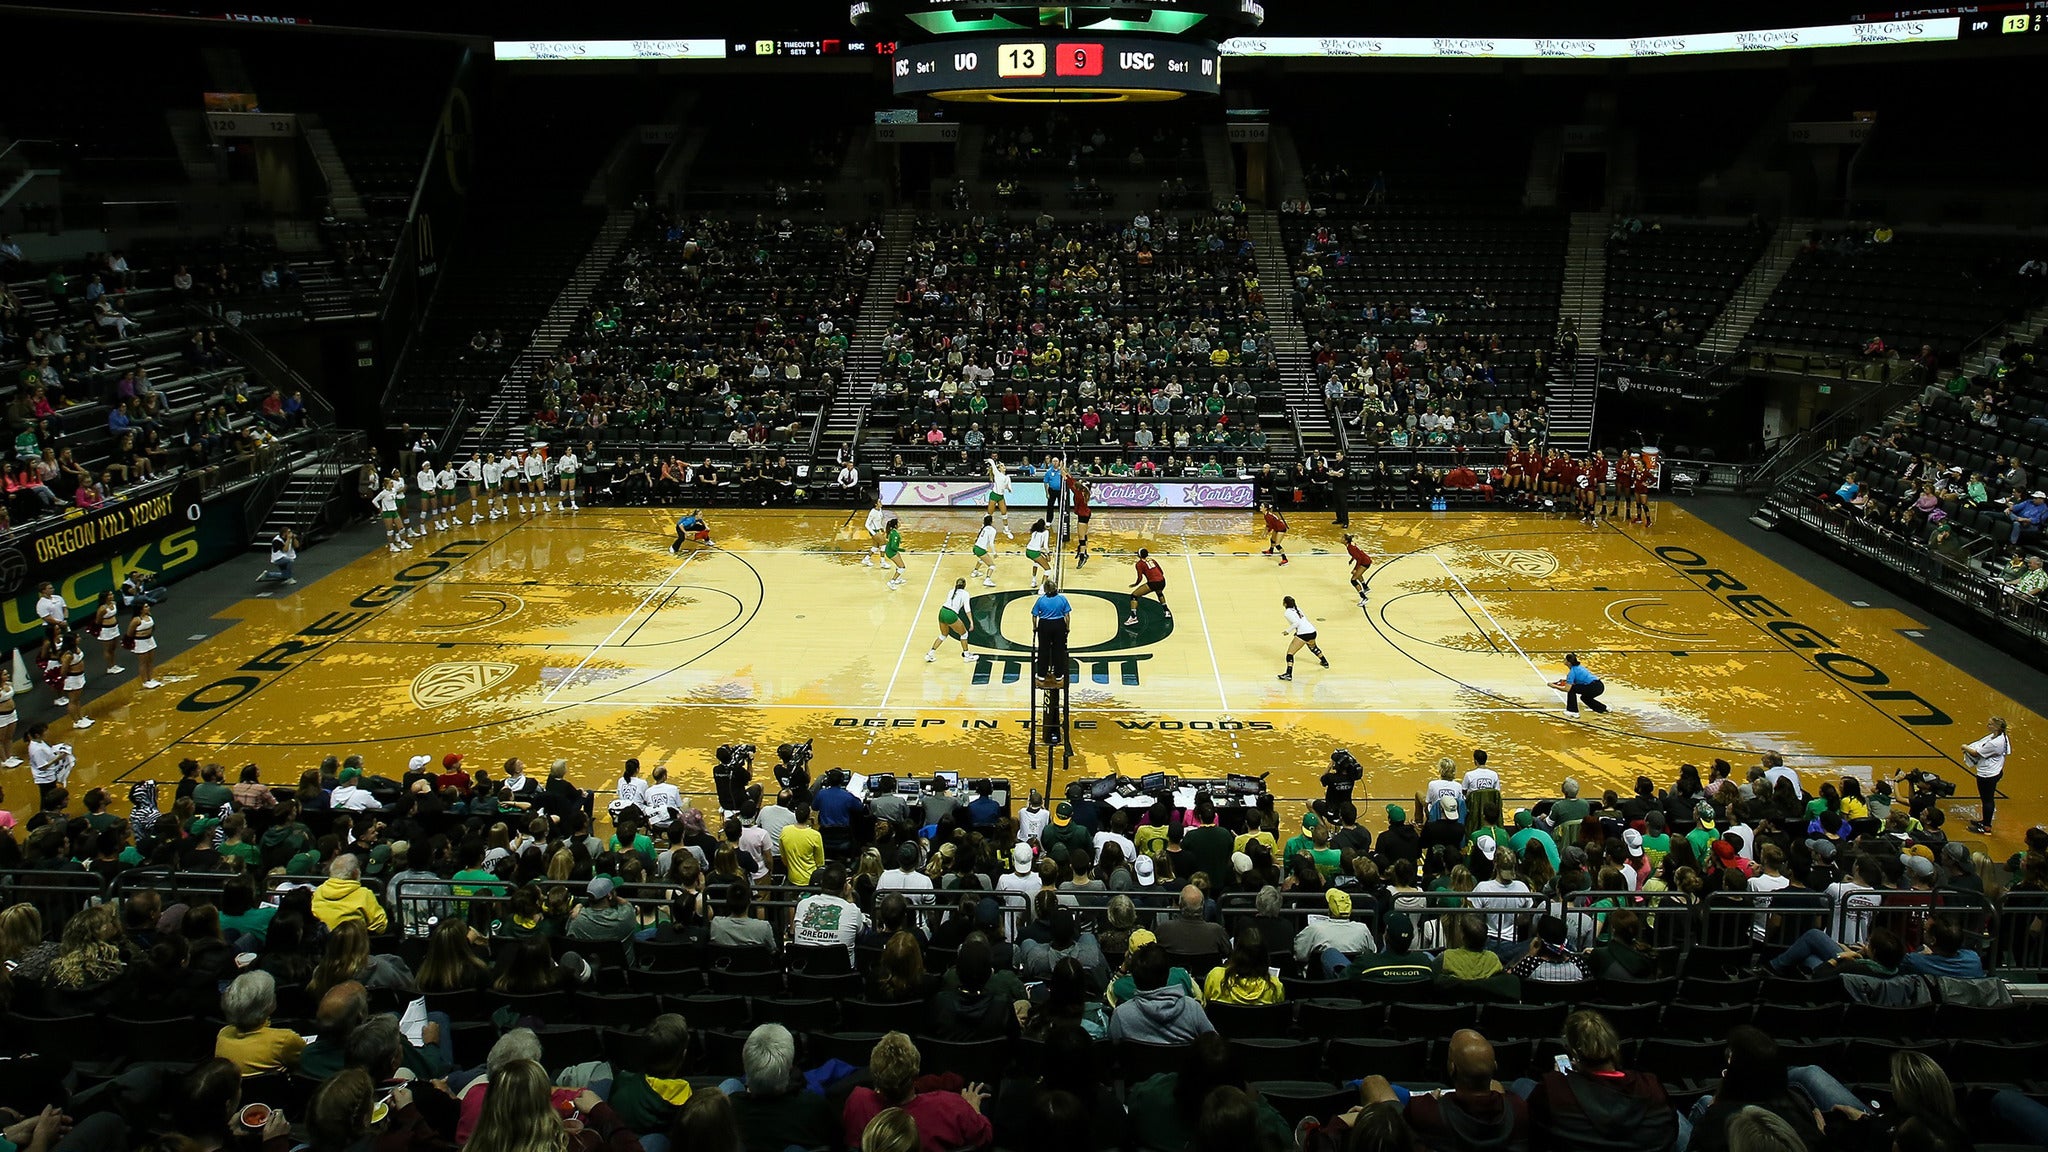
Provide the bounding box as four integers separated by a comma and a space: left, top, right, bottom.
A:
934, 770, 960, 790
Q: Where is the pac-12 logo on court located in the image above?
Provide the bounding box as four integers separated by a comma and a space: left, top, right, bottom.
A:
1482, 549, 1559, 579
966, 590, 1172, 686
410, 661, 517, 709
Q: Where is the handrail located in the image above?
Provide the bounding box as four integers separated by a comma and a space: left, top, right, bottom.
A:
1746, 378, 1920, 494
204, 312, 341, 427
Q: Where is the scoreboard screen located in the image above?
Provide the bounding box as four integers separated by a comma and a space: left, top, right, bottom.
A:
891, 36, 1222, 100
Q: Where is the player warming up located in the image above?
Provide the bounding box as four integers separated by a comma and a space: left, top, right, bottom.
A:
1278, 596, 1328, 680
375, 476, 409, 552
1026, 519, 1052, 582
988, 458, 1015, 539
882, 517, 906, 588
1071, 476, 1093, 568
671, 509, 711, 553
555, 445, 580, 511
435, 459, 458, 531
523, 445, 549, 512
1127, 548, 1172, 626
971, 516, 999, 587
862, 497, 889, 567
927, 578, 975, 663
1261, 503, 1290, 565
1628, 451, 1653, 526
459, 453, 484, 524
1344, 534, 1373, 607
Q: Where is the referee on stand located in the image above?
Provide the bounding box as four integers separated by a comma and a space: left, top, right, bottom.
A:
1033, 578, 1072, 688
1551, 652, 1609, 718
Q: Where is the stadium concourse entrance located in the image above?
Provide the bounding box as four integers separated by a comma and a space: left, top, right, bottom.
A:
48, 504, 2037, 844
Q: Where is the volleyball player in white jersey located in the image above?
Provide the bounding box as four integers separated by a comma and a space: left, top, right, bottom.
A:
970, 516, 998, 587
1278, 595, 1329, 681
392, 468, 421, 538
482, 453, 506, 519
415, 462, 440, 534
555, 446, 580, 511
458, 453, 483, 524
926, 578, 975, 662
435, 461, 458, 530
522, 447, 548, 512
987, 459, 1015, 538
374, 476, 409, 552
1025, 519, 1052, 582
862, 497, 889, 567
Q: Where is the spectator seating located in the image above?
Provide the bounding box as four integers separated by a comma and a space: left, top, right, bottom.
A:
872, 212, 1285, 472
1748, 231, 2040, 359
1602, 221, 1768, 366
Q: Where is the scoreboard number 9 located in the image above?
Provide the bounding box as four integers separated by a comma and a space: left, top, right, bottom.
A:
1056, 43, 1105, 76
997, 43, 1046, 77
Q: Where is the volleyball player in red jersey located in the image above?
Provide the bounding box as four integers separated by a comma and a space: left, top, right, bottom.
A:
1344, 533, 1373, 607
1538, 450, 1564, 501
1261, 503, 1290, 565
1506, 442, 1529, 498
1629, 451, 1654, 526
1127, 548, 1172, 625
1574, 455, 1597, 523
1614, 452, 1639, 521
1071, 476, 1093, 568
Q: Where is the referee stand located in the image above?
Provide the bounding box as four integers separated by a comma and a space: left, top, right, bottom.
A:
1031, 455, 1074, 788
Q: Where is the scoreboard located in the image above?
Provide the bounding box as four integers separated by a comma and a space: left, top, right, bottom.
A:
890, 36, 1222, 100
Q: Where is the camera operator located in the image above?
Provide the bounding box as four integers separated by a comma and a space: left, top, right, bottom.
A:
1322, 749, 1362, 807
713, 743, 754, 811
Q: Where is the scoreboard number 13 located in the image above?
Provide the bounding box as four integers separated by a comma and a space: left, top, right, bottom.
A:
997, 43, 1046, 77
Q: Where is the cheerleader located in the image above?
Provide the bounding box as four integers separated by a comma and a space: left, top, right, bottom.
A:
555, 445, 580, 511
926, 578, 975, 662
862, 496, 890, 567
988, 458, 1015, 538
1278, 595, 1328, 681
93, 590, 124, 675
128, 600, 161, 689
415, 459, 440, 533
1071, 475, 1093, 568
482, 452, 507, 519
970, 515, 999, 587
373, 476, 409, 552
1025, 519, 1052, 581
458, 453, 484, 524
1345, 534, 1373, 607
1261, 502, 1290, 565
882, 518, 906, 588
0, 666, 21, 766
435, 459, 458, 529
56, 633, 90, 729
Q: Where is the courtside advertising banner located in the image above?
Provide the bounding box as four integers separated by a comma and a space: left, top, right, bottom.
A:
882, 478, 1254, 509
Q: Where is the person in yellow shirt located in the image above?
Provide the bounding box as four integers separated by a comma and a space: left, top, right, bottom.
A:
214, 970, 307, 1075
1134, 804, 1172, 860
781, 801, 825, 888
1234, 812, 1278, 857
311, 854, 389, 934
1201, 928, 1285, 1005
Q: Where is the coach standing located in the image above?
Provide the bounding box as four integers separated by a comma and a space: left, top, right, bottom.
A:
1329, 452, 1350, 527
1032, 579, 1072, 688
1550, 653, 1609, 718
1965, 716, 2010, 835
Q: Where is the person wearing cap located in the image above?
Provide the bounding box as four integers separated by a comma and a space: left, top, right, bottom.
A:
1041, 799, 1094, 866
1420, 794, 1469, 858
791, 864, 867, 963
996, 844, 1042, 940
1016, 789, 1050, 846
568, 875, 639, 955
1344, 911, 1437, 982
877, 841, 937, 915
2003, 489, 2048, 545
1509, 810, 1559, 871
1374, 805, 1420, 869
329, 766, 380, 813
1935, 840, 1983, 896
1297, 886, 1377, 976
435, 754, 471, 796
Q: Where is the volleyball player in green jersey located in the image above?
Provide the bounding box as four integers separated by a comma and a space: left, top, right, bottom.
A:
970, 516, 999, 587
883, 518, 906, 588
926, 578, 974, 662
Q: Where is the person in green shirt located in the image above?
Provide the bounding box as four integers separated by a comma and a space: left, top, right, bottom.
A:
219, 814, 261, 870
1439, 914, 1506, 981
1549, 778, 1591, 828
451, 840, 507, 902
81, 788, 122, 833
604, 1014, 694, 1135
1507, 809, 1559, 871
1686, 801, 1719, 861
192, 763, 234, 813
220, 876, 278, 946
1123, 1032, 1293, 1152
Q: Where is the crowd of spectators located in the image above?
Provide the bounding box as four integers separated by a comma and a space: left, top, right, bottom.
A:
874, 211, 1280, 463
0, 739, 2041, 1150
527, 214, 872, 453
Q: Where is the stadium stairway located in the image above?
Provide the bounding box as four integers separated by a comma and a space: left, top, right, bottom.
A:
453, 208, 635, 459
826, 207, 915, 463
1248, 209, 1318, 462
299, 115, 367, 223
1545, 212, 1608, 451
1201, 125, 1236, 199
1700, 217, 1811, 357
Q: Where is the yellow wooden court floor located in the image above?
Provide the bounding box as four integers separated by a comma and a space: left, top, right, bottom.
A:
37, 503, 2041, 840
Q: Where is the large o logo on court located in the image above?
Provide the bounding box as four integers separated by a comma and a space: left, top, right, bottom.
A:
965, 590, 1171, 686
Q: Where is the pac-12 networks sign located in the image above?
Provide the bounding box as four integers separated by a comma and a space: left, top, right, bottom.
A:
881, 479, 1253, 509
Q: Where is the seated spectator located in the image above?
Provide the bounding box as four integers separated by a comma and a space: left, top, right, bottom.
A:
311, 853, 389, 932
568, 876, 640, 956
1297, 887, 1377, 976
1365, 1028, 1529, 1151
1345, 912, 1438, 982
992, 1020, 1118, 1148
310, 921, 415, 997
1684, 1026, 1824, 1152
1153, 884, 1228, 955
470, 1058, 633, 1152
1793, 1050, 1965, 1152
1201, 926, 1284, 1006
869, 929, 943, 1004
1439, 913, 1506, 982
1106, 943, 1213, 1044
932, 932, 1028, 1040
1508, 915, 1592, 984
722, 1024, 836, 1152
214, 970, 306, 1075
710, 879, 777, 950
1018, 907, 1107, 993
1521, 1009, 1680, 1151
1899, 917, 1985, 978
415, 916, 491, 993
673, 1089, 743, 1152
1125, 1032, 1291, 1152
603, 1013, 693, 1142
842, 1032, 993, 1152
